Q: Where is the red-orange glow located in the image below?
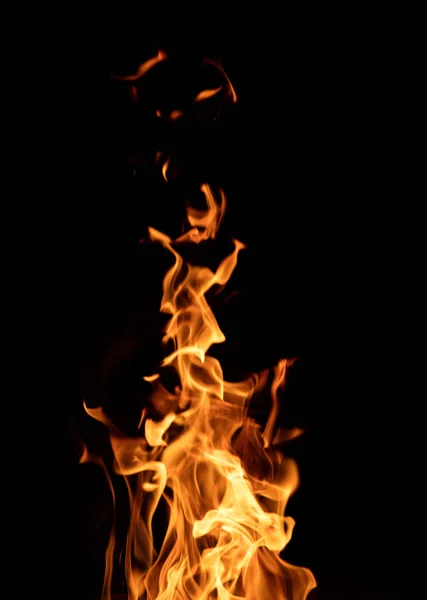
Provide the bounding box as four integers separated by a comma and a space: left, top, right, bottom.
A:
169, 109, 184, 121
195, 86, 223, 102
204, 59, 238, 103
161, 158, 170, 182
79, 439, 116, 599
111, 49, 167, 81
143, 374, 160, 382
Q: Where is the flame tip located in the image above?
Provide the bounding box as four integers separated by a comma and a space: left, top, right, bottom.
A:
110, 49, 168, 81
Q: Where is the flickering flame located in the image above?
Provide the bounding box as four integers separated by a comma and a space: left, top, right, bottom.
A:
83, 186, 315, 599
195, 87, 223, 102
80, 442, 116, 600
82, 53, 314, 600
162, 158, 170, 182
112, 50, 168, 81
263, 359, 292, 449
204, 59, 238, 103
174, 183, 226, 244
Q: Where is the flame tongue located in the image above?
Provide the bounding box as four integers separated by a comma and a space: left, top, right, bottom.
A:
143, 210, 314, 600
83, 184, 315, 599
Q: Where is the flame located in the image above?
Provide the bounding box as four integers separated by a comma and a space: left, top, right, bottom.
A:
195, 87, 223, 102
80, 440, 116, 599
112, 49, 168, 81
162, 158, 170, 182
263, 359, 296, 449
83, 187, 315, 599
169, 110, 184, 121
204, 59, 238, 103
173, 183, 226, 245
144, 374, 160, 383
131, 85, 138, 102
83, 53, 314, 599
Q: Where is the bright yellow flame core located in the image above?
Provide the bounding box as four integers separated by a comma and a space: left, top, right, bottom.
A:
83, 185, 315, 599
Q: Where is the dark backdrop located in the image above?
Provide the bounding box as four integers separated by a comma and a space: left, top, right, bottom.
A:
34, 12, 423, 600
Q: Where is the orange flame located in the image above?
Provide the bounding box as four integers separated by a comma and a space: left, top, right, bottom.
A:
80, 439, 116, 600
83, 188, 315, 599
195, 87, 223, 102
169, 109, 184, 121
84, 53, 314, 599
112, 49, 168, 81
204, 59, 238, 103
263, 359, 296, 449
161, 158, 170, 182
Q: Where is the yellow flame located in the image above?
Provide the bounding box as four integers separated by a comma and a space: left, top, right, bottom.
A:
145, 413, 176, 447
83, 188, 315, 599
162, 158, 170, 182
144, 374, 160, 382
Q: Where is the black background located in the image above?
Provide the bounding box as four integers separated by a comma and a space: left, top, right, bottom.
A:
32, 9, 423, 600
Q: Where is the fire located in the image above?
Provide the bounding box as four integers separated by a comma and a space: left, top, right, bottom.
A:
81, 52, 315, 600
194, 87, 223, 102
112, 50, 168, 81
203, 59, 238, 103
